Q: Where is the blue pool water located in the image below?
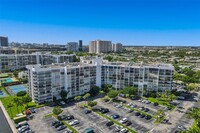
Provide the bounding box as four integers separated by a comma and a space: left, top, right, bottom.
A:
0, 91, 8, 97
1, 78, 13, 83
9, 85, 28, 94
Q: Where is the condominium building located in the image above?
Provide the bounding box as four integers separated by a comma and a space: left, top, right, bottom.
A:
101, 62, 174, 96
89, 40, 112, 53
0, 36, 9, 47
66, 42, 79, 52
112, 43, 123, 52
0, 52, 75, 72
27, 58, 174, 103
26, 62, 99, 103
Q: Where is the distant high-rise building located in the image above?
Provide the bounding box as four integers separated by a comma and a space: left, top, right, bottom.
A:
79, 40, 83, 51
89, 40, 112, 53
112, 43, 123, 52
0, 36, 8, 47
66, 42, 79, 52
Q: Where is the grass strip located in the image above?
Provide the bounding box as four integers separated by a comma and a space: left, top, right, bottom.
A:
62, 121, 78, 133
93, 110, 136, 133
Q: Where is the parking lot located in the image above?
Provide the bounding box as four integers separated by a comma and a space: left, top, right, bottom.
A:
96, 99, 153, 133
63, 105, 117, 133
26, 92, 199, 133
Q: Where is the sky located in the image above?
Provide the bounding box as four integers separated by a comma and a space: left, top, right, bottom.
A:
0, 0, 200, 46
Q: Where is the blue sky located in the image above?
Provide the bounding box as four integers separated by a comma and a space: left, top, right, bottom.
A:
0, 0, 200, 46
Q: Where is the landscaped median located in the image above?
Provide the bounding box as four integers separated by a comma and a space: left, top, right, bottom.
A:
92, 109, 136, 133
145, 97, 176, 111
44, 113, 78, 133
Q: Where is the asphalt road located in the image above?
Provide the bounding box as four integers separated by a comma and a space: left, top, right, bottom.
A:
0, 107, 12, 133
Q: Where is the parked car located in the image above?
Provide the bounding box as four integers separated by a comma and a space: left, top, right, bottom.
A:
29, 108, 35, 113
120, 128, 128, 133
127, 109, 133, 113
111, 114, 120, 119
126, 121, 132, 126
119, 118, 128, 124
116, 104, 122, 108
66, 115, 74, 120
84, 128, 95, 133
144, 108, 149, 112
60, 115, 68, 120
19, 127, 30, 133
51, 121, 60, 126
145, 115, 152, 120
101, 108, 109, 114
154, 102, 159, 106
106, 121, 114, 127
18, 125, 29, 132
69, 120, 80, 126
16, 121, 28, 129
57, 125, 66, 131
115, 126, 123, 132
140, 114, 145, 118
85, 110, 92, 114
54, 123, 63, 128
135, 112, 141, 116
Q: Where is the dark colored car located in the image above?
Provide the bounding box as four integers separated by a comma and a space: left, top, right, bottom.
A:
154, 102, 159, 106
66, 115, 74, 120
54, 123, 63, 128
135, 112, 141, 116
101, 108, 109, 114
30, 108, 35, 113
127, 109, 133, 113
51, 121, 60, 126
139, 114, 145, 118
145, 115, 152, 120
111, 114, 120, 119
106, 121, 114, 127
85, 110, 92, 114
144, 108, 149, 112
57, 125, 66, 131
19, 127, 30, 133
60, 115, 68, 120
126, 121, 132, 126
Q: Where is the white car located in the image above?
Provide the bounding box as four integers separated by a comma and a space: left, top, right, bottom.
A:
69, 120, 79, 126
127, 103, 132, 106
18, 125, 29, 131
120, 128, 128, 133
116, 104, 122, 108
119, 118, 128, 124
60, 101, 66, 105
115, 125, 123, 132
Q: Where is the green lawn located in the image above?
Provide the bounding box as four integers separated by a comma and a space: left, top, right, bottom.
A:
146, 97, 175, 110
0, 96, 37, 118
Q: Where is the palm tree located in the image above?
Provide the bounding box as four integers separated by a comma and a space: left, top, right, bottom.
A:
13, 97, 20, 113
7, 102, 14, 118
18, 99, 24, 113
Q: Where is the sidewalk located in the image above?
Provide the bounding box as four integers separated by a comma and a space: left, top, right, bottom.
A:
0, 101, 17, 133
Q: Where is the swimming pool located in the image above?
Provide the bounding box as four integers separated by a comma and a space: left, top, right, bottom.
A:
1, 78, 13, 83
9, 85, 28, 94
0, 91, 8, 97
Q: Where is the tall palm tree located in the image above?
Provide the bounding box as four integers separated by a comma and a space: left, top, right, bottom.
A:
18, 99, 24, 113
13, 97, 20, 113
